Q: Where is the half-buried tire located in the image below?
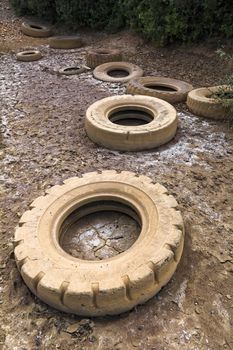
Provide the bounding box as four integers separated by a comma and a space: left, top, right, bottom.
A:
127, 76, 193, 103
86, 48, 122, 69
49, 36, 84, 49
21, 22, 53, 38
85, 95, 177, 151
93, 62, 143, 83
58, 66, 87, 75
14, 170, 184, 316
16, 50, 42, 62
187, 85, 232, 119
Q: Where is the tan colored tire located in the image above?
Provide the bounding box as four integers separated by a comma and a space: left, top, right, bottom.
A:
14, 170, 184, 317
127, 76, 193, 104
21, 22, 53, 38
49, 36, 84, 49
58, 65, 87, 75
187, 85, 232, 119
16, 50, 42, 62
86, 48, 122, 69
85, 95, 177, 151
93, 62, 143, 83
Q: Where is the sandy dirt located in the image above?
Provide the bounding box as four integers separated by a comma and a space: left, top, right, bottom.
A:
0, 1, 233, 349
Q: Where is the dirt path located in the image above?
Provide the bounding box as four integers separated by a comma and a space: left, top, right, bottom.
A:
0, 1, 233, 349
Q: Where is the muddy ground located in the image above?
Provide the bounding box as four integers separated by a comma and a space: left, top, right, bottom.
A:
0, 1, 233, 349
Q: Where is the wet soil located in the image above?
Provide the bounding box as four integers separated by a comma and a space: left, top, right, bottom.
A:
0, 0, 233, 349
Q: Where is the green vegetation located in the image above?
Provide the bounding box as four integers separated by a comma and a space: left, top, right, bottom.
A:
215, 49, 233, 115
11, 0, 233, 45
215, 76, 233, 116
11, 0, 56, 18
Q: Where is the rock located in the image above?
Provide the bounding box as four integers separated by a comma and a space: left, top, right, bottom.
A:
88, 335, 97, 342
79, 319, 94, 328
66, 322, 80, 334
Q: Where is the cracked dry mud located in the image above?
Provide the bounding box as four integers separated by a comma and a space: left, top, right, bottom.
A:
60, 211, 140, 260
0, 0, 233, 349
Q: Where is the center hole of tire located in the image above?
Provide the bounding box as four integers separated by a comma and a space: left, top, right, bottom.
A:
23, 52, 35, 55
64, 67, 79, 71
59, 200, 141, 261
145, 84, 177, 92
109, 107, 154, 126
107, 69, 129, 78
98, 51, 110, 55
30, 25, 42, 30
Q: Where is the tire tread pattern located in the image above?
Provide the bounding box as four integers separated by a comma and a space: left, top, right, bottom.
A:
127, 77, 193, 103
14, 171, 184, 316
86, 49, 122, 69
187, 86, 231, 119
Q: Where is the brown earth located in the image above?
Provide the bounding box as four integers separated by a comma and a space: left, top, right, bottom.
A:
0, 0, 233, 349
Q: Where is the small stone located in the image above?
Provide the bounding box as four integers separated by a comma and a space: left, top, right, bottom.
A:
33, 304, 47, 313
35, 318, 45, 327
79, 318, 94, 328
88, 335, 97, 342
66, 322, 80, 334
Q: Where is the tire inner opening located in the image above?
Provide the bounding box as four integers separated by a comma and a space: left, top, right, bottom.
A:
98, 50, 110, 55
64, 67, 80, 71
30, 25, 43, 30
59, 200, 141, 261
145, 84, 177, 92
23, 52, 35, 55
109, 107, 154, 126
107, 69, 129, 78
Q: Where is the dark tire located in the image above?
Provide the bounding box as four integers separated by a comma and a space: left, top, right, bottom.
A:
93, 62, 143, 83
187, 85, 232, 119
49, 36, 84, 49
85, 94, 177, 151
14, 171, 184, 316
127, 77, 193, 104
21, 22, 53, 38
16, 50, 42, 62
86, 49, 122, 69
